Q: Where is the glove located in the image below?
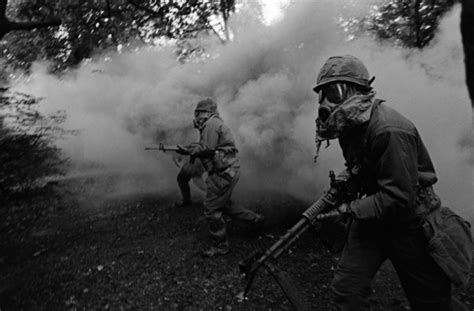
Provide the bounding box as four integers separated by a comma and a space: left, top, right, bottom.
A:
336, 202, 354, 223
316, 203, 353, 253
186, 143, 215, 158
186, 143, 205, 156
316, 203, 352, 221
338, 203, 352, 215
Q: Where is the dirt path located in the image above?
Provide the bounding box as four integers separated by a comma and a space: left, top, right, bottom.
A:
0, 185, 473, 310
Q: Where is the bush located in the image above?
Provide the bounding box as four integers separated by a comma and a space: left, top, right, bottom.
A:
0, 88, 70, 196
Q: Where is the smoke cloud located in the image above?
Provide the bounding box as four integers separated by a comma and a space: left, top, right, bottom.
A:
11, 0, 473, 222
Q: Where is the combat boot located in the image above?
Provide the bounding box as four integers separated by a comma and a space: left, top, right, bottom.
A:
201, 242, 230, 258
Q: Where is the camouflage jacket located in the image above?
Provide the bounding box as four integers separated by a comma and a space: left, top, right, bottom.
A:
197, 115, 239, 173
340, 100, 473, 287
339, 100, 437, 223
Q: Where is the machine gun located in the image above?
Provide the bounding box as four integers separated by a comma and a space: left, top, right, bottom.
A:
238, 170, 358, 310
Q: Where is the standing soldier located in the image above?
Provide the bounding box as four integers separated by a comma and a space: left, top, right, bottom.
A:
313, 55, 472, 310
186, 98, 264, 257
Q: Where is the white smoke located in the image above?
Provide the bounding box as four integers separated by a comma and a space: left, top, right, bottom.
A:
10, 0, 473, 222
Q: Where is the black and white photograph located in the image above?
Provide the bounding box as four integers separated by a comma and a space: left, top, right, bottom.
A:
0, 0, 473, 310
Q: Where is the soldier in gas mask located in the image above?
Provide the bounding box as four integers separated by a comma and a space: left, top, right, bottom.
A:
187, 98, 265, 257
313, 55, 472, 310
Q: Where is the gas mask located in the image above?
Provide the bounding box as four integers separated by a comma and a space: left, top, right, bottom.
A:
315, 82, 356, 142
317, 82, 355, 123
193, 111, 211, 129
314, 82, 375, 161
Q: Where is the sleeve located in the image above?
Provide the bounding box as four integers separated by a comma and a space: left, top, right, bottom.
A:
216, 124, 238, 153
200, 120, 221, 150
349, 129, 419, 220
188, 119, 220, 157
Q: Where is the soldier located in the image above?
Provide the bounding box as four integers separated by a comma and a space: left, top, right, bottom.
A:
186, 98, 264, 257
313, 55, 472, 310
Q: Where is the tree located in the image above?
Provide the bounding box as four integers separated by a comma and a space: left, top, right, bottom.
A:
341, 0, 472, 108
461, 0, 474, 108
0, 89, 70, 196
345, 0, 457, 49
1, 0, 236, 74
0, 1, 238, 196
218, 0, 235, 42
0, 0, 61, 39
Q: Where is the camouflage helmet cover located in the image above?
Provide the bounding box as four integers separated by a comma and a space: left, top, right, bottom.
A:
195, 98, 217, 113
313, 55, 371, 92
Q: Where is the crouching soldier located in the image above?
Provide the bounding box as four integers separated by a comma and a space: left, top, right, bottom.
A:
312, 55, 472, 310
186, 98, 264, 257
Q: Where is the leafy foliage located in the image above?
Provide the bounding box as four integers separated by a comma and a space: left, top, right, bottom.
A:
1, 0, 235, 74
342, 0, 458, 48
0, 89, 69, 195
0, 1, 237, 196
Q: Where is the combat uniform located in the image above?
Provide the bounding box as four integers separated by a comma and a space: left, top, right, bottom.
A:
333, 100, 453, 310
189, 99, 264, 256
176, 158, 205, 206
313, 55, 472, 311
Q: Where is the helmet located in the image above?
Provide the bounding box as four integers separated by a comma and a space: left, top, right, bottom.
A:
195, 98, 217, 113
313, 55, 371, 93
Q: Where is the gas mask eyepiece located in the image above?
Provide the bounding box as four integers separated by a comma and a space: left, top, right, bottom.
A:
317, 82, 356, 123
193, 110, 210, 129
318, 82, 353, 104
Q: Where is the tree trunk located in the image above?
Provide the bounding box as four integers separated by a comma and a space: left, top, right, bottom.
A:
411, 0, 423, 48
461, 0, 474, 108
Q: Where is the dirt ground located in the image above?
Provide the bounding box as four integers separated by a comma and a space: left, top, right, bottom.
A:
1, 177, 473, 311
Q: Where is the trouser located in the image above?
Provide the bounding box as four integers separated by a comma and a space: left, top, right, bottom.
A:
177, 166, 192, 202
177, 160, 204, 201
331, 220, 452, 311
204, 168, 259, 245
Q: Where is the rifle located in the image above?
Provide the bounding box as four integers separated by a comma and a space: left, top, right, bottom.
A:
145, 143, 200, 165
238, 170, 358, 310
144, 143, 189, 154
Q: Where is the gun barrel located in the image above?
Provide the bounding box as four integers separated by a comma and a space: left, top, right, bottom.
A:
262, 218, 309, 263
273, 220, 310, 258
144, 145, 182, 152
162, 147, 181, 152
243, 190, 337, 275
240, 178, 341, 296
239, 170, 354, 307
